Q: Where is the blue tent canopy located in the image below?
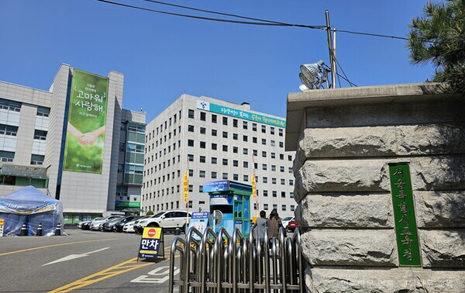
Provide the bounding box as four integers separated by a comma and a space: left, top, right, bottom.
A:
0, 186, 64, 236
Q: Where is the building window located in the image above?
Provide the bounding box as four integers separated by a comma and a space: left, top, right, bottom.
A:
262, 151, 266, 158
34, 130, 47, 140
0, 98, 21, 112
222, 173, 228, 180
282, 205, 287, 211
199, 185, 203, 192
37, 106, 50, 117
261, 125, 266, 133
290, 192, 294, 198
271, 140, 275, 147
288, 155, 293, 161
243, 135, 248, 142
272, 178, 277, 184
270, 127, 275, 135
243, 175, 249, 182
0, 124, 18, 136
252, 137, 257, 144
200, 112, 206, 121
271, 165, 276, 171
212, 114, 217, 123
199, 170, 206, 178
188, 154, 194, 161
233, 174, 239, 180
272, 191, 277, 197
289, 179, 294, 186
252, 123, 257, 131
189, 201, 193, 208
233, 146, 238, 153
222, 131, 228, 138
200, 156, 206, 163
188, 185, 193, 192
188, 125, 195, 132
211, 143, 217, 150
263, 177, 268, 183
243, 121, 248, 129
263, 190, 268, 197
280, 166, 285, 172
290, 205, 295, 212
211, 171, 217, 179
223, 145, 228, 152
279, 129, 283, 136
222, 159, 228, 166
264, 204, 268, 210
281, 191, 286, 198
188, 109, 195, 118
223, 117, 228, 125
233, 160, 238, 167
271, 153, 276, 159
279, 142, 284, 148
200, 141, 206, 149
243, 161, 248, 168
262, 138, 266, 145
233, 119, 238, 127
188, 139, 194, 147
211, 157, 217, 164
233, 133, 238, 140
273, 204, 277, 210
200, 127, 206, 134
243, 148, 248, 155
211, 129, 217, 136
30, 154, 44, 165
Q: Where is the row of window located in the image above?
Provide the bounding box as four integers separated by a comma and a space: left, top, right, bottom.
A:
147, 110, 182, 141
188, 108, 284, 136
0, 124, 48, 141
0, 99, 50, 116
0, 151, 44, 165
146, 126, 181, 152
186, 132, 285, 148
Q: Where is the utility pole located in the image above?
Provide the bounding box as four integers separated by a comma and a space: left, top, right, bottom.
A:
325, 10, 337, 88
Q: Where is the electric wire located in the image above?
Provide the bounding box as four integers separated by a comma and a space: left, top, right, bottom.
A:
91, 0, 416, 41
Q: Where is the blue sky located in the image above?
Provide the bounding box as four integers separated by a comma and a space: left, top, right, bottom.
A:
0, 0, 435, 121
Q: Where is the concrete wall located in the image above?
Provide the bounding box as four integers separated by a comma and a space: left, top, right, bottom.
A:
286, 83, 465, 293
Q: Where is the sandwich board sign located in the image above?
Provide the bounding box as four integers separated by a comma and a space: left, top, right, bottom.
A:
137, 227, 164, 261
0, 219, 4, 237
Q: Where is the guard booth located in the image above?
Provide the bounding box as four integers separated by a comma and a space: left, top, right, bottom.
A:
203, 180, 252, 237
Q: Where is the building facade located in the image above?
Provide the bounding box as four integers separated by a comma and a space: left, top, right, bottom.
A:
0, 64, 145, 223
142, 94, 296, 218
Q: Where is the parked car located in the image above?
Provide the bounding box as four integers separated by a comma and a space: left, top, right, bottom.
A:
134, 211, 190, 234
79, 221, 91, 230
112, 216, 139, 232
90, 215, 123, 231
287, 219, 298, 232
281, 217, 294, 229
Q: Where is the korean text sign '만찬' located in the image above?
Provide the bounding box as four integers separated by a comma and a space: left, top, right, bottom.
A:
138, 227, 164, 261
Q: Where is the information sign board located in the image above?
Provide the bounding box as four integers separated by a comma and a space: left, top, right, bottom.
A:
138, 227, 164, 261
188, 212, 209, 239
389, 163, 421, 267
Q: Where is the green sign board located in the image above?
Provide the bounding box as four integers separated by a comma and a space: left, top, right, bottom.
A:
115, 201, 141, 209
389, 163, 421, 267
197, 101, 286, 128
63, 69, 109, 174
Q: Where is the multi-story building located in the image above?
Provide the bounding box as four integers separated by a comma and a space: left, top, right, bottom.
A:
0, 64, 145, 223
142, 94, 296, 218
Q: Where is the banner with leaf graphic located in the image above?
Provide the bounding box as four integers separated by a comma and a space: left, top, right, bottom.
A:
63, 69, 109, 173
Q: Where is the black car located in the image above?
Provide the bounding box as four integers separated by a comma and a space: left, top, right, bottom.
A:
79, 221, 91, 230
102, 218, 124, 232
110, 216, 139, 232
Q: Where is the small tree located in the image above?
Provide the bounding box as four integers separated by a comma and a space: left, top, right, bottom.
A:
408, 0, 465, 93
146, 210, 154, 216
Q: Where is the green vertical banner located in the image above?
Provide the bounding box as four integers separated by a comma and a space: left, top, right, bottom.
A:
63, 69, 109, 173
389, 163, 422, 267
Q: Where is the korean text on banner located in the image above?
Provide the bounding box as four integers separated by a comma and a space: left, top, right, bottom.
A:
63, 69, 109, 174
183, 171, 189, 204
138, 227, 163, 260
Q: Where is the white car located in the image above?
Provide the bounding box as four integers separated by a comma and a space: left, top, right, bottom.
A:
282, 217, 294, 229
90, 215, 123, 231
134, 211, 190, 234
123, 217, 147, 233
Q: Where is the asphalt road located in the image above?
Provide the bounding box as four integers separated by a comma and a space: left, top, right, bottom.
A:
0, 229, 181, 293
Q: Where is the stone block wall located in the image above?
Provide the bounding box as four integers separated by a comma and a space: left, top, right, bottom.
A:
286, 83, 465, 292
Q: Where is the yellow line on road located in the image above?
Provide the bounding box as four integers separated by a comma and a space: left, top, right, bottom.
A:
47, 257, 153, 293
0, 238, 118, 257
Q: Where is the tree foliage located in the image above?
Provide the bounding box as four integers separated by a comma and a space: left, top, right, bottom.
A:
409, 0, 465, 93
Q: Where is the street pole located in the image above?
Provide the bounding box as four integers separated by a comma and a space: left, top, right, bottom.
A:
325, 10, 336, 88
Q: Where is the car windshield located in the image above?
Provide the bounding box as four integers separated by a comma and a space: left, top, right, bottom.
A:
152, 212, 165, 218
283, 217, 293, 221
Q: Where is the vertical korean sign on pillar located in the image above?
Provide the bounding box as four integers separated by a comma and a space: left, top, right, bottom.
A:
389, 163, 421, 267
64, 69, 109, 173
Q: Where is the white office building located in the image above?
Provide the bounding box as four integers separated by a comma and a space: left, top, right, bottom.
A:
142, 94, 296, 218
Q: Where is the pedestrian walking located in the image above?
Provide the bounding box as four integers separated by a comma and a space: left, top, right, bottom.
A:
253, 210, 267, 242
267, 209, 284, 240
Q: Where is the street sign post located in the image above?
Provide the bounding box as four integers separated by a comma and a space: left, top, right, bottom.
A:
137, 227, 164, 262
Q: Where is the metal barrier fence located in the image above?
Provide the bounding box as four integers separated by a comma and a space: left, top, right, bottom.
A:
169, 226, 304, 292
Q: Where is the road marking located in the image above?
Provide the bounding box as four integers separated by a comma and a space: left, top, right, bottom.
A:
42, 247, 110, 266
0, 238, 117, 257
130, 265, 179, 284
47, 257, 153, 293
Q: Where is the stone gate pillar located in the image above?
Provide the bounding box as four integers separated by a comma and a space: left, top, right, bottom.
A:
285, 83, 465, 292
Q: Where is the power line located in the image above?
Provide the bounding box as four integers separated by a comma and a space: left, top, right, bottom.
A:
335, 29, 409, 41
